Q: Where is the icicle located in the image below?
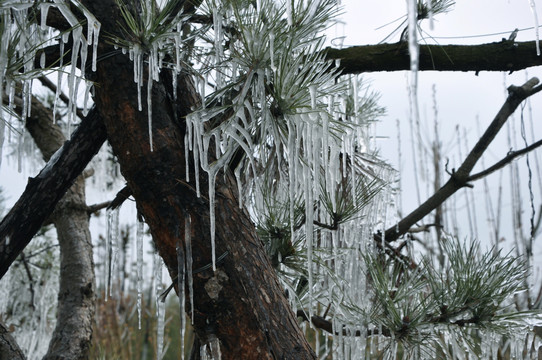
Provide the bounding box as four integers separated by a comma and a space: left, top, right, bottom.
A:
287, 119, 296, 245
209, 169, 217, 271
105, 207, 120, 299
235, 164, 243, 208
528, 0, 541, 56
185, 214, 194, 324
132, 45, 143, 111
66, 26, 83, 127
147, 52, 154, 151
303, 122, 314, 318
40, 3, 51, 31
269, 32, 276, 72
136, 220, 144, 329
353, 76, 359, 117
40, 52, 46, 68
177, 237, 186, 360
185, 132, 190, 181
309, 84, 317, 110
82, 82, 92, 116
91, 20, 101, 72
154, 253, 165, 360
286, 0, 293, 26
52, 40, 64, 124
406, 0, 420, 158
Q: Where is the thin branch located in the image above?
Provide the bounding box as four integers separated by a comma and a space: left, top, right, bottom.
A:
467, 138, 542, 182
87, 201, 112, 214
19, 252, 35, 310
107, 185, 132, 210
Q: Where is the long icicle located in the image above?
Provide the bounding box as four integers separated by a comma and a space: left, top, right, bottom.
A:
185, 214, 194, 324
136, 219, 144, 329
177, 234, 186, 360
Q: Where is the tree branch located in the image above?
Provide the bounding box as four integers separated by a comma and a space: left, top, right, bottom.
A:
380, 78, 542, 244
467, 138, 542, 182
326, 40, 542, 74
86, 201, 111, 214
0, 107, 106, 279
107, 185, 132, 210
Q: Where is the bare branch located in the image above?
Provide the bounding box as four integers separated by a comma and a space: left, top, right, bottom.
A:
467, 138, 542, 182
86, 201, 112, 214
107, 185, 132, 210
326, 41, 542, 74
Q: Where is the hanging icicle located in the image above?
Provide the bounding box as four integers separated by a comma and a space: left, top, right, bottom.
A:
136, 220, 144, 329
154, 253, 165, 360
528, 0, 541, 56
185, 214, 194, 324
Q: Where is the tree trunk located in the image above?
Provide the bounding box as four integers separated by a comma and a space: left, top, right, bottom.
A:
22, 96, 95, 360
83, 0, 315, 357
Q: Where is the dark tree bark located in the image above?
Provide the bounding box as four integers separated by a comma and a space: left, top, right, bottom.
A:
326, 40, 542, 74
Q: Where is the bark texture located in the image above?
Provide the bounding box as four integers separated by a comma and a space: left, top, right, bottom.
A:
82, 0, 315, 357
22, 97, 95, 360
326, 40, 542, 74
0, 322, 25, 360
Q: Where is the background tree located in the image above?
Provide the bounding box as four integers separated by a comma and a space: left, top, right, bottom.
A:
1, 0, 542, 359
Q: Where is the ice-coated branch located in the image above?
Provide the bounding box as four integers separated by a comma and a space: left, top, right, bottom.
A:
326, 41, 542, 74
381, 77, 542, 243
0, 107, 107, 279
